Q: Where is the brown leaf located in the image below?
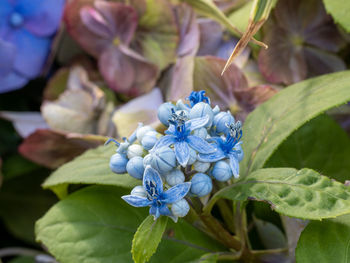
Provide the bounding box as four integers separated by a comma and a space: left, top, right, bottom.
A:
19, 129, 105, 169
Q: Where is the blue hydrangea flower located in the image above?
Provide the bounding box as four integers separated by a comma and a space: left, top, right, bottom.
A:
122, 166, 191, 219
0, 0, 65, 93
152, 110, 216, 167
198, 121, 243, 178
187, 90, 210, 107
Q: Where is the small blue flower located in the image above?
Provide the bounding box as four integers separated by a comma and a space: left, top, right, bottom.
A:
122, 166, 191, 219
187, 90, 210, 107
198, 121, 243, 178
152, 110, 216, 167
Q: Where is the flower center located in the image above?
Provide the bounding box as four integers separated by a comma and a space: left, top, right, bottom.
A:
10, 12, 24, 28
187, 91, 210, 107
168, 110, 189, 140
222, 121, 242, 153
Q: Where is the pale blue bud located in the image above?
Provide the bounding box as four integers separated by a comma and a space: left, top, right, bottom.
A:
192, 127, 208, 139
189, 102, 214, 128
158, 102, 177, 126
109, 153, 128, 174
127, 144, 144, 159
213, 111, 235, 135
126, 156, 144, 179
141, 131, 161, 150
131, 185, 147, 197
176, 99, 190, 111
150, 146, 177, 174
213, 105, 220, 115
190, 173, 212, 197
188, 148, 197, 165
165, 169, 185, 186
171, 199, 190, 217
143, 154, 153, 167
193, 161, 210, 173
212, 160, 232, 182
136, 125, 155, 141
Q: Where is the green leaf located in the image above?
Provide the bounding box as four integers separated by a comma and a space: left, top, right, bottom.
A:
8, 257, 35, 263
206, 168, 350, 220
241, 71, 350, 177
0, 172, 57, 243
36, 186, 224, 263
42, 144, 139, 198
323, 0, 350, 32
266, 115, 350, 183
295, 214, 350, 263
132, 216, 168, 263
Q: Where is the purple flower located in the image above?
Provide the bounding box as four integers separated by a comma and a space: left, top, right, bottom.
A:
0, 0, 65, 93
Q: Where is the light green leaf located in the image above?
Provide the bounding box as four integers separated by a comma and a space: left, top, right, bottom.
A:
266, 115, 350, 183
295, 214, 350, 263
241, 71, 350, 177
206, 168, 350, 220
36, 186, 224, 263
132, 216, 168, 263
323, 0, 350, 32
42, 144, 139, 197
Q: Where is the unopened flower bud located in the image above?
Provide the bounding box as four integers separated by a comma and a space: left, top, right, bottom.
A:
171, 199, 190, 217
109, 153, 128, 174
126, 156, 144, 179
190, 173, 212, 197
212, 160, 232, 181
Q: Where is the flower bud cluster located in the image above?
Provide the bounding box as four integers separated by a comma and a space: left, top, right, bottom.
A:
108, 91, 243, 221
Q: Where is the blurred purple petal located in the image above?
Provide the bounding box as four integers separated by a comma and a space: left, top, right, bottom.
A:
94, 1, 138, 44
80, 5, 112, 39
64, 0, 109, 57
99, 44, 158, 96
0, 39, 16, 78
9, 29, 51, 78
0, 72, 28, 94
23, 0, 65, 36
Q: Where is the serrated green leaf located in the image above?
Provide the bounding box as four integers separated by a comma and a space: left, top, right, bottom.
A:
266, 115, 350, 183
132, 215, 168, 263
295, 214, 350, 263
206, 168, 350, 220
36, 186, 224, 263
42, 144, 139, 197
241, 71, 350, 177
323, 0, 350, 32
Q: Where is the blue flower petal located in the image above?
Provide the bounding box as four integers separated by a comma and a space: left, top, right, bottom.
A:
186, 135, 216, 154
159, 204, 172, 216
161, 182, 191, 204
174, 141, 190, 167
187, 116, 209, 131
149, 205, 158, 217
8, 29, 51, 78
165, 124, 175, 135
198, 148, 226, 162
22, 0, 65, 36
122, 195, 152, 207
0, 72, 28, 94
229, 154, 240, 178
143, 166, 163, 196
0, 40, 15, 78
152, 135, 176, 151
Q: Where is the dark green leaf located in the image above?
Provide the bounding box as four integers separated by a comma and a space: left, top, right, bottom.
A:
266, 115, 350, 183
36, 186, 224, 263
295, 214, 350, 263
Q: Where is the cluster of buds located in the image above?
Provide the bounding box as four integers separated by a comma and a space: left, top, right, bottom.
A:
108, 90, 243, 221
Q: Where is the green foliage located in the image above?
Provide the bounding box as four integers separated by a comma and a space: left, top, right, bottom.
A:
323, 0, 350, 32
266, 114, 350, 182
295, 214, 350, 263
210, 168, 350, 220
240, 71, 350, 177
8, 257, 35, 263
132, 216, 168, 263
42, 144, 139, 198
0, 172, 56, 243
36, 186, 224, 263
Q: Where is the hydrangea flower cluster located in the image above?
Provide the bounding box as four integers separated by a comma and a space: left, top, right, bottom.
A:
108, 90, 244, 221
